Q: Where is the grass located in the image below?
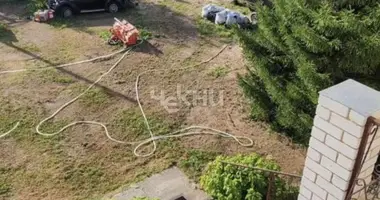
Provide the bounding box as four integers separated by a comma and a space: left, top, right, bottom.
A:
68, 84, 110, 108
0, 23, 16, 43
111, 108, 177, 141
157, 0, 190, 14
99, 30, 112, 41
0, 168, 11, 198
0, 23, 7, 37
48, 18, 78, 29
208, 66, 229, 78
195, 17, 236, 41
179, 150, 219, 181
31, 68, 75, 84
0, 100, 186, 199
0, 0, 244, 199
20, 42, 41, 52
80, 88, 109, 106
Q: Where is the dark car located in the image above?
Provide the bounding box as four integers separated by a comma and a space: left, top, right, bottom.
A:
48, 0, 137, 18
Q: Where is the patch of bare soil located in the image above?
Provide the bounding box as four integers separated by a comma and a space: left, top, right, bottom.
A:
0, 0, 306, 199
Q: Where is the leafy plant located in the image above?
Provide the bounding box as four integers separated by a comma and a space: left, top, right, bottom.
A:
27, 0, 47, 14
99, 30, 112, 41
179, 150, 218, 180
200, 154, 298, 200
139, 28, 153, 41
237, 0, 380, 144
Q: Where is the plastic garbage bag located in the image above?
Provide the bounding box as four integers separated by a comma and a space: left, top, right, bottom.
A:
226, 11, 241, 26
215, 9, 230, 25
202, 4, 225, 19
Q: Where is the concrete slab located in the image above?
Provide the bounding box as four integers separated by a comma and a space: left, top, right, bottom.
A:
111, 167, 210, 200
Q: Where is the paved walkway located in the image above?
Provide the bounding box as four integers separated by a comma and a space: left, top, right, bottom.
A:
111, 167, 210, 200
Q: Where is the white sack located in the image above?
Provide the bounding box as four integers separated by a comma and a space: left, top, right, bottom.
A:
202, 4, 225, 18
215, 9, 230, 24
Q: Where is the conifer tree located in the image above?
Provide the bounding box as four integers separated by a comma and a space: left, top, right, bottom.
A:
237, 0, 380, 143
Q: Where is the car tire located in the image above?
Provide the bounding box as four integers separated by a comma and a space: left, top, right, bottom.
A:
107, 2, 120, 13
59, 6, 74, 18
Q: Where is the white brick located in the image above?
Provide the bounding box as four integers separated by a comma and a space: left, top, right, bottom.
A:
327, 194, 339, 200
316, 105, 331, 120
307, 147, 322, 163
312, 194, 324, 200
337, 154, 355, 171
325, 135, 358, 159
311, 126, 327, 142
314, 116, 343, 140
321, 156, 351, 181
318, 95, 349, 117
300, 186, 312, 199
310, 137, 338, 161
305, 157, 332, 181
332, 174, 349, 191
303, 167, 317, 182
342, 132, 361, 149
349, 110, 367, 126
330, 113, 364, 138
298, 194, 308, 200
316, 176, 346, 199
301, 177, 327, 199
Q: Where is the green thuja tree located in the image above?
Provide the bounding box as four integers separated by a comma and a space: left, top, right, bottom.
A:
237, 0, 380, 143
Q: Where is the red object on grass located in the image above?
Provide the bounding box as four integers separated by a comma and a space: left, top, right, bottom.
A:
109, 18, 139, 46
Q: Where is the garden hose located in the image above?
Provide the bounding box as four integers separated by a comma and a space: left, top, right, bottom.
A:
0, 42, 254, 157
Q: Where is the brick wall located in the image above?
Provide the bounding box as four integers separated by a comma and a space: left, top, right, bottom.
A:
298, 80, 380, 200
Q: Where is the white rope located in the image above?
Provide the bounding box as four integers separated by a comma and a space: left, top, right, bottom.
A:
0, 43, 254, 157
0, 48, 127, 74
35, 48, 134, 140
0, 122, 20, 139
0, 47, 129, 138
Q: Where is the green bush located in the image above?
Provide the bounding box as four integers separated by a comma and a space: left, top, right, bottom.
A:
27, 0, 47, 13
237, 0, 380, 144
200, 154, 298, 200
179, 150, 218, 180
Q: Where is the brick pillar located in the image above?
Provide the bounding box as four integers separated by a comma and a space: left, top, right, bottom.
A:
298, 79, 380, 200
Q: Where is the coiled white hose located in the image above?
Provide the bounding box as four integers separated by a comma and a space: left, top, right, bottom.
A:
0, 43, 254, 157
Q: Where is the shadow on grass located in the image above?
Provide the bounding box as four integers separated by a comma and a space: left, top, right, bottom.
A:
0, 25, 139, 104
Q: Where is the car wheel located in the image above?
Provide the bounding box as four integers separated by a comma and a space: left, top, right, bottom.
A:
60, 6, 73, 18
107, 2, 120, 13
